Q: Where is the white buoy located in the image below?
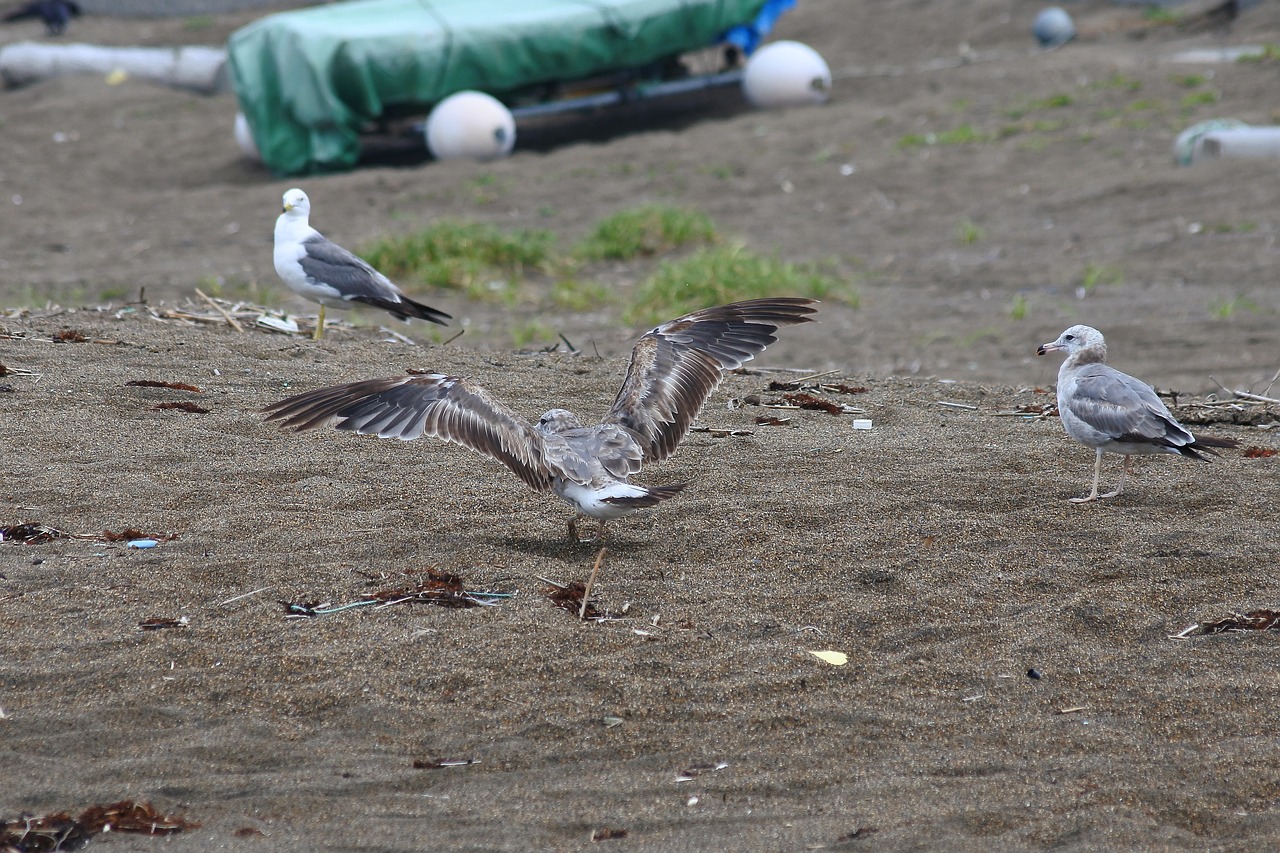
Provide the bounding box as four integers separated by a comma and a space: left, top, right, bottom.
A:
742, 40, 830, 109
1033, 8, 1075, 47
1191, 126, 1280, 163
234, 111, 261, 162
424, 91, 516, 161
1172, 118, 1248, 165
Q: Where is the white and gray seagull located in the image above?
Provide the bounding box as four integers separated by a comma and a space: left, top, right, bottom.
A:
273, 188, 450, 340
1037, 324, 1237, 503
263, 297, 817, 541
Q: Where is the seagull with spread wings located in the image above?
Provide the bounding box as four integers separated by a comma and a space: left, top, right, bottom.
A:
264, 297, 817, 541
1037, 324, 1237, 503
273, 188, 450, 340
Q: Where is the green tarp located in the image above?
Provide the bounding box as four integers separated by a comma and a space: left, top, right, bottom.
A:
228, 0, 769, 176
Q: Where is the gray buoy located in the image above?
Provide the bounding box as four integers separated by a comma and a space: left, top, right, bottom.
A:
1033, 7, 1075, 47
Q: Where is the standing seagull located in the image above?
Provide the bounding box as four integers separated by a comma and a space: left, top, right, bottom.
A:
264, 297, 817, 541
273, 188, 450, 340
1037, 324, 1237, 503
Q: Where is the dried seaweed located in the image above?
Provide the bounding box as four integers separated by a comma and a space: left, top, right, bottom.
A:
781, 392, 844, 415
76, 801, 199, 835
1243, 447, 1277, 459
0, 801, 198, 852
0, 363, 8, 377
754, 414, 791, 426
280, 569, 509, 618
544, 580, 602, 619
52, 329, 87, 343
0, 811, 89, 852
591, 827, 629, 841
1176, 609, 1280, 638
152, 401, 210, 414
364, 568, 497, 608
126, 380, 202, 393
0, 523, 65, 545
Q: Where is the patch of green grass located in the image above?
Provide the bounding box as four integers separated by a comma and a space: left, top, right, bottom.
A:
362, 220, 557, 302
896, 124, 989, 148
1142, 7, 1180, 24
1009, 293, 1028, 320
1125, 98, 1164, 113
1080, 263, 1124, 294
1092, 73, 1143, 92
624, 244, 854, 324
574, 205, 716, 261
1170, 73, 1208, 88
1237, 44, 1280, 64
1033, 92, 1074, 111
701, 163, 740, 180
1208, 221, 1258, 234
956, 218, 985, 246
1180, 90, 1219, 111
466, 173, 507, 205
550, 277, 611, 312
182, 15, 214, 30
196, 275, 278, 304
1209, 296, 1259, 320
510, 321, 557, 349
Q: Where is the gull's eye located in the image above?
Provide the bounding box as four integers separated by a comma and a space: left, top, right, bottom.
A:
1064, 334, 1075, 341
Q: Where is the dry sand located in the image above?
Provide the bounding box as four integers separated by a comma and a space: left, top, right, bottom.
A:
2, 0, 1279, 850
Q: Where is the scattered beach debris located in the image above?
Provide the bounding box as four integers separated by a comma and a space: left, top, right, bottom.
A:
0, 800, 199, 852
781, 391, 845, 415
127, 539, 159, 549
674, 762, 729, 782
100, 529, 178, 544
0, 523, 65, 544
138, 615, 188, 631
412, 757, 481, 769
52, 328, 86, 343
689, 425, 753, 437
997, 402, 1058, 419
125, 380, 202, 393
152, 401, 210, 413
280, 569, 510, 618
591, 826, 628, 841
808, 650, 849, 666
542, 578, 605, 620
1171, 608, 1280, 639
0, 362, 39, 379
754, 414, 790, 426
1243, 447, 1276, 458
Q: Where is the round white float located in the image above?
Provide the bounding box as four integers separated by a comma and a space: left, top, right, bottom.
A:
1033, 7, 1075, 47
742, 40, 831, 109
424, 91, 516, 161
233, 111, 261, 162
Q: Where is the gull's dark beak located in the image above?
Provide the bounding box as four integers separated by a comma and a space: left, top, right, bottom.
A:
1036, 342, 1058, 356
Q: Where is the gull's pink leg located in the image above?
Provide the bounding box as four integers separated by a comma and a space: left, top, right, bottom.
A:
1070, 448, 1104, 503
1100, 456, 1132, 499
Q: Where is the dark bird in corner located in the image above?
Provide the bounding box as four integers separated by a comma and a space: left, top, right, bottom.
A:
3, 0, 81, 35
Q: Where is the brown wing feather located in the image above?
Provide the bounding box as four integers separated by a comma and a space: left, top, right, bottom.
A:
262, 374, 553, 491
604, 297, 817, 462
